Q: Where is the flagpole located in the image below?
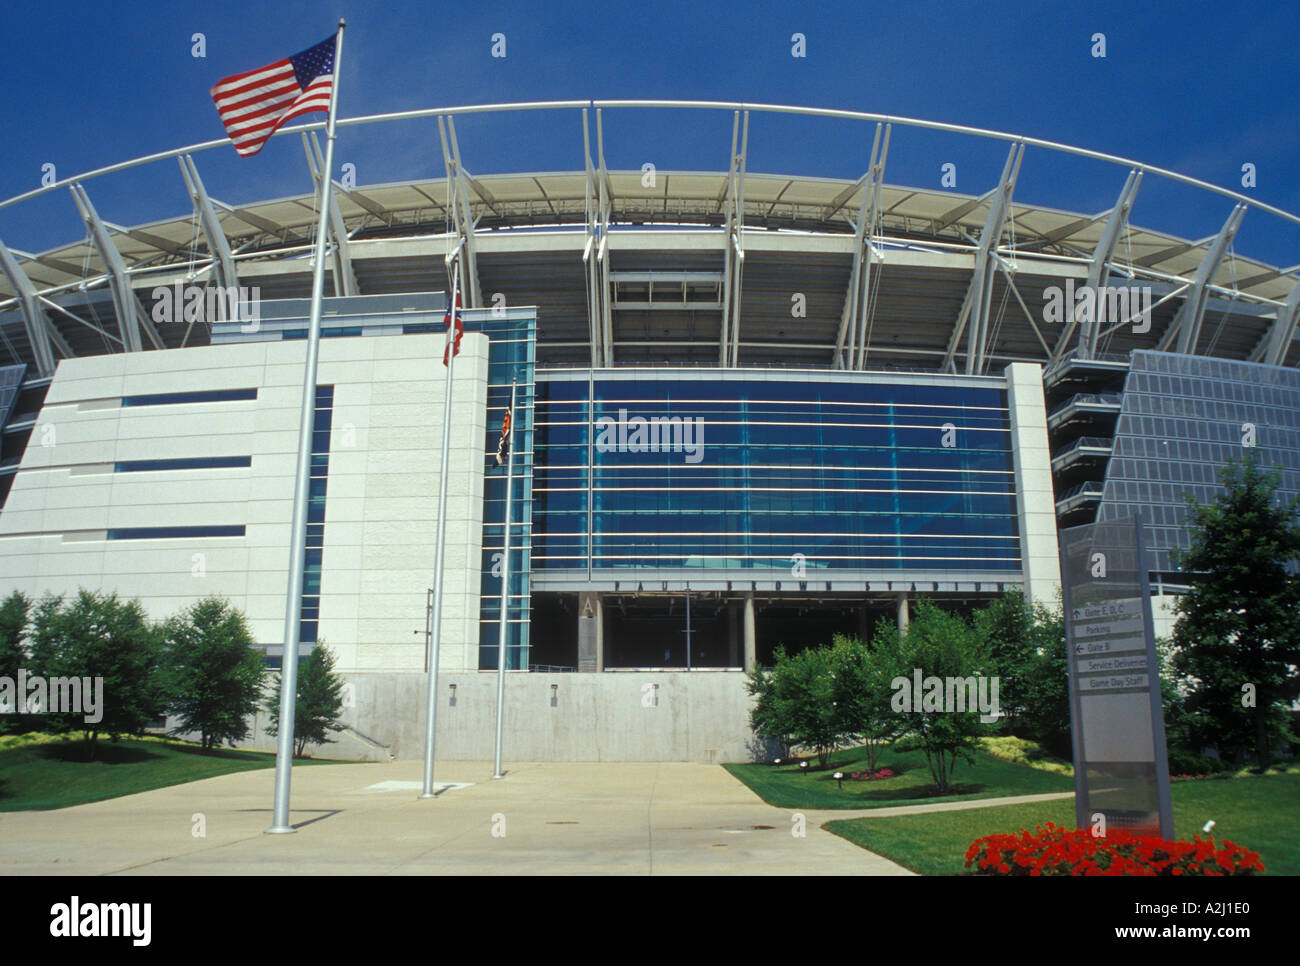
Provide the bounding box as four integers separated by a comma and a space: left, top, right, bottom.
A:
267, 18, 346, 835
492, 378, 517, 779
421, 257, 459, 798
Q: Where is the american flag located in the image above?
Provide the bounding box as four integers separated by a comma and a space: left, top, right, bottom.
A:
210, 35, 337, 158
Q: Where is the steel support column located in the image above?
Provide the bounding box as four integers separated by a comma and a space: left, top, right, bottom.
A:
1159, 204, 1247, 355
718, 111, 748, 367
595, 110, 613, 367
438, 116, 483, 309
1050, 169, 1142, 361
0, 235, 57, 375
178, 154, 238, 293
1250, 279, 1300, 366
581, 108, 605, 367
833, 123, 890, 370
941, 142, 1024, 374
69, 183, 164, 353
303, 133, 358, 298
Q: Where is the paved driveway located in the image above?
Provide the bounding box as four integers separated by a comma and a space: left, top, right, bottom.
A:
0, 760, 913, 875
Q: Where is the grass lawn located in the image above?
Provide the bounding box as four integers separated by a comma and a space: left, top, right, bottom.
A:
723, 742, 1074, 810
824, 772, 1300, 876
0, 733, 352, 811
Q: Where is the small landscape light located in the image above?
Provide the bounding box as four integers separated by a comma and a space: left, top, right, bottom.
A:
800, 761, 808, 775
773, 758, 782, 767
834, 771, 844, 790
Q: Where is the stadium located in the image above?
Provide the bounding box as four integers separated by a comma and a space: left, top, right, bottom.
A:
1, 100, 1298, 762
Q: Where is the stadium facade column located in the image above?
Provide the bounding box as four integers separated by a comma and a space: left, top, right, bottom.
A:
896, 594, 909, 634
728, 604, 740, 667
858, 605, 870, 644
577, 591, 603, 671
743, 593, 756, 671
1003, 362, 1063, 606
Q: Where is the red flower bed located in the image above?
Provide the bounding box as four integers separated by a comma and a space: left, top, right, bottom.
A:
965, 822, 1264, 876
847, 768, 896, 781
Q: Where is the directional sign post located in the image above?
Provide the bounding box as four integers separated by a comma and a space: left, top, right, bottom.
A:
1060, 514, 1173, 838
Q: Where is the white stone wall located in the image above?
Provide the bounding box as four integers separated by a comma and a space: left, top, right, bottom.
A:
0, 333, 488, 673
1004, 362, 1063, 606
228, 670, 764, 764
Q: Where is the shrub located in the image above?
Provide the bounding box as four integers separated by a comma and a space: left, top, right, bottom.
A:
876, 600, 992, 793
264, 643, 346, 758
162, 598, 266, 751
747, 644, 846, 768
965, 822, 1264, 876
0, 591, 31, 734
979, 736, 1073, 776
27, 590, 166, 758
1165, 749, 1233, 776
829, 634, 902, 771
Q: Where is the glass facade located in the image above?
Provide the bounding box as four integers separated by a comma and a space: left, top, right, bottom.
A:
464, 314, 535, 672
533, 370, 1021, 578
1097, 350, 1300, 574
0, 364, 25, 426
300, 384, 334, 645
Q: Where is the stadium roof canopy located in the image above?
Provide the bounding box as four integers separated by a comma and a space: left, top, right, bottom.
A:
1, 100, 1298, 376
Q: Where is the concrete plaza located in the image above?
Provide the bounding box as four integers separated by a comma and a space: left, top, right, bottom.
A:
0, 760, 916, 875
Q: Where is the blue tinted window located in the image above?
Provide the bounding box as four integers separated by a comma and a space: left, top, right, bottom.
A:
121, 388, 256, 406
108, 525, 245, 540
115, 456, 251, 472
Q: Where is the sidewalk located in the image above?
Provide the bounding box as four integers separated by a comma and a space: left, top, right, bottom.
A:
0, 760, 915, 876
803, 790, 1077, 822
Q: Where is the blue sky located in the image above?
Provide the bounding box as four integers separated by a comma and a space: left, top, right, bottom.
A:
2, 0, 1298, 268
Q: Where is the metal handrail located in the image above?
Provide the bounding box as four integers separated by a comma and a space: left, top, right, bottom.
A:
1058, 480, 1106, 500
1052, 436, 1115, 459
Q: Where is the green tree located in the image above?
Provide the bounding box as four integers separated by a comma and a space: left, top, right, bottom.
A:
162, 597, 265, 752
828, 633, 902, 771
1171, 454, 1300, 768
749, 644, 847, 768
27, 590, 165, 759
0, 591, 30, 732
745, 661, 792, 759
1014, 603, 1072, 757
880, 600, 993, 794
264, 643, 346, 758
972, 591, 1038, 733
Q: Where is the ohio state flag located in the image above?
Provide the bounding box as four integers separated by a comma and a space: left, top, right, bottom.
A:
495, 406, 512, 466
442, 289, 463, 366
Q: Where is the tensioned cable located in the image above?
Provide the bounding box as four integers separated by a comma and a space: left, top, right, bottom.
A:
78, 240, 115, 356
